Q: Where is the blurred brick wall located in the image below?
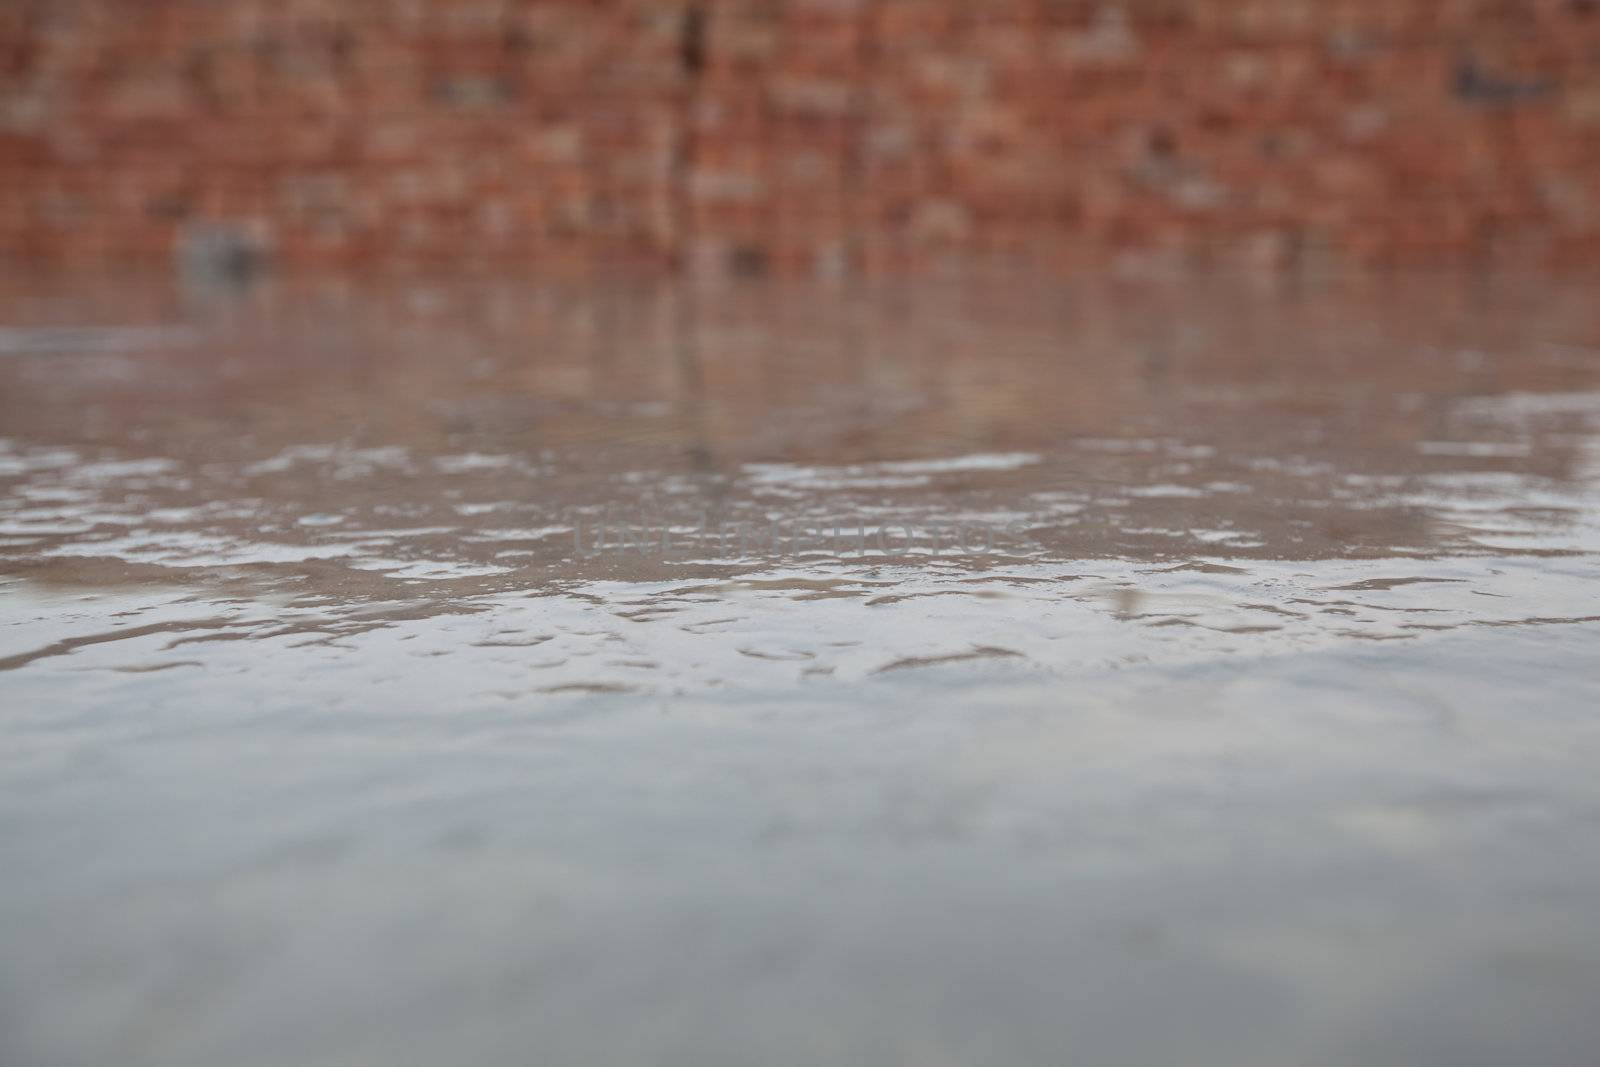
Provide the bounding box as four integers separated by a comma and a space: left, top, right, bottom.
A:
3, 0, 1599, 276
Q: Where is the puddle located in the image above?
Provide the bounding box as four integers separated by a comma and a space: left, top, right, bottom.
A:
3, 272, 1600, 1066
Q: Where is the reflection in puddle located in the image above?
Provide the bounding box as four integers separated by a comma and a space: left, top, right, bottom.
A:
3, 274, 1600, 1066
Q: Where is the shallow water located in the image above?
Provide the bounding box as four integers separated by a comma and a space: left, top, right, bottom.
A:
3, 272, 1600, 1066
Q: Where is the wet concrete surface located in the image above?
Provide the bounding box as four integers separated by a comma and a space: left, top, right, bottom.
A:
2, 272, 1600, 1066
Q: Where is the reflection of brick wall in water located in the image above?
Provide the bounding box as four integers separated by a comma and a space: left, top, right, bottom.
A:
3, 1, 1599, 275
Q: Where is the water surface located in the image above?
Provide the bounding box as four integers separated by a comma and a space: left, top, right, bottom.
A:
3, 273, 1600, 1066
